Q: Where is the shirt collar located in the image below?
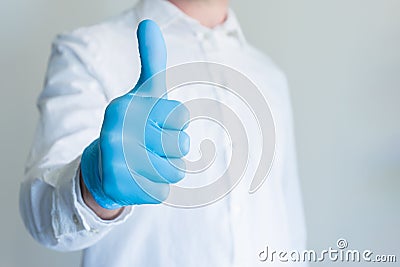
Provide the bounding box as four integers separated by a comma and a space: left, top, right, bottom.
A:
134, 0, 246, 45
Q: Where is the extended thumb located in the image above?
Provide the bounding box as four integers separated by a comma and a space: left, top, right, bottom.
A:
136, 20, 167, 96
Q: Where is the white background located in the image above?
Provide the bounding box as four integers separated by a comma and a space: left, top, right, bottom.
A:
1, 0, 399, 266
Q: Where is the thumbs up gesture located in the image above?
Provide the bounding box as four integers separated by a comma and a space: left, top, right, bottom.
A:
81, 20, 190, 210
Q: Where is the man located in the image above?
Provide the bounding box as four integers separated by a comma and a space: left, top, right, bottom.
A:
20, 0, 306, 266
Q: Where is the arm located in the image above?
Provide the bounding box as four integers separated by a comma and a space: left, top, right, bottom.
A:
79, 171, 123, 220
20, 20, 189, 251
19, 32, 133, 251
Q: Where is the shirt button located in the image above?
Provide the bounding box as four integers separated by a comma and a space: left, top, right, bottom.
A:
90, 228, 99, 234
72, 214, 79, 225
195, 32, 204, 40
227, 30, 238, 38
196, 32, 211, 41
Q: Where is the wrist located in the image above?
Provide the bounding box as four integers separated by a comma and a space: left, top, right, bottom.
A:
79, 168, 124, 220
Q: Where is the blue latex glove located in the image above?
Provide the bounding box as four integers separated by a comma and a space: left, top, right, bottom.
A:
81, 20, 190, 209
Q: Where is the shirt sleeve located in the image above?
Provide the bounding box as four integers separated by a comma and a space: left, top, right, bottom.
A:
278, 74, 307, 251
19, 31, 133, 251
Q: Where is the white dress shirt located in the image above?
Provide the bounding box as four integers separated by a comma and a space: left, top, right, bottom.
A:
20, 0, 306, 266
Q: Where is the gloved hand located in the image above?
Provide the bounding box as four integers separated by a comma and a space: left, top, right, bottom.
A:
81, 20, 190, 209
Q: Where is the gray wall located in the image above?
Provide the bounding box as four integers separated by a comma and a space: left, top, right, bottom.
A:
1, 0, 399, 266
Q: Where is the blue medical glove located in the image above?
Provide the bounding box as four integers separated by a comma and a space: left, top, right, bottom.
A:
81, 20, 190, 209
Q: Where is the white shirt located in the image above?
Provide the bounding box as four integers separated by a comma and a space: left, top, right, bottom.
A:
20, 0, 306, 266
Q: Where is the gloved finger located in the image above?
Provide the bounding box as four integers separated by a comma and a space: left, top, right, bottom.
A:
135, 150, 186, 184
102, 162, 171, 205
145, 122, 190, 158
122, 174, 171, 204
149, 98, 190, 130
